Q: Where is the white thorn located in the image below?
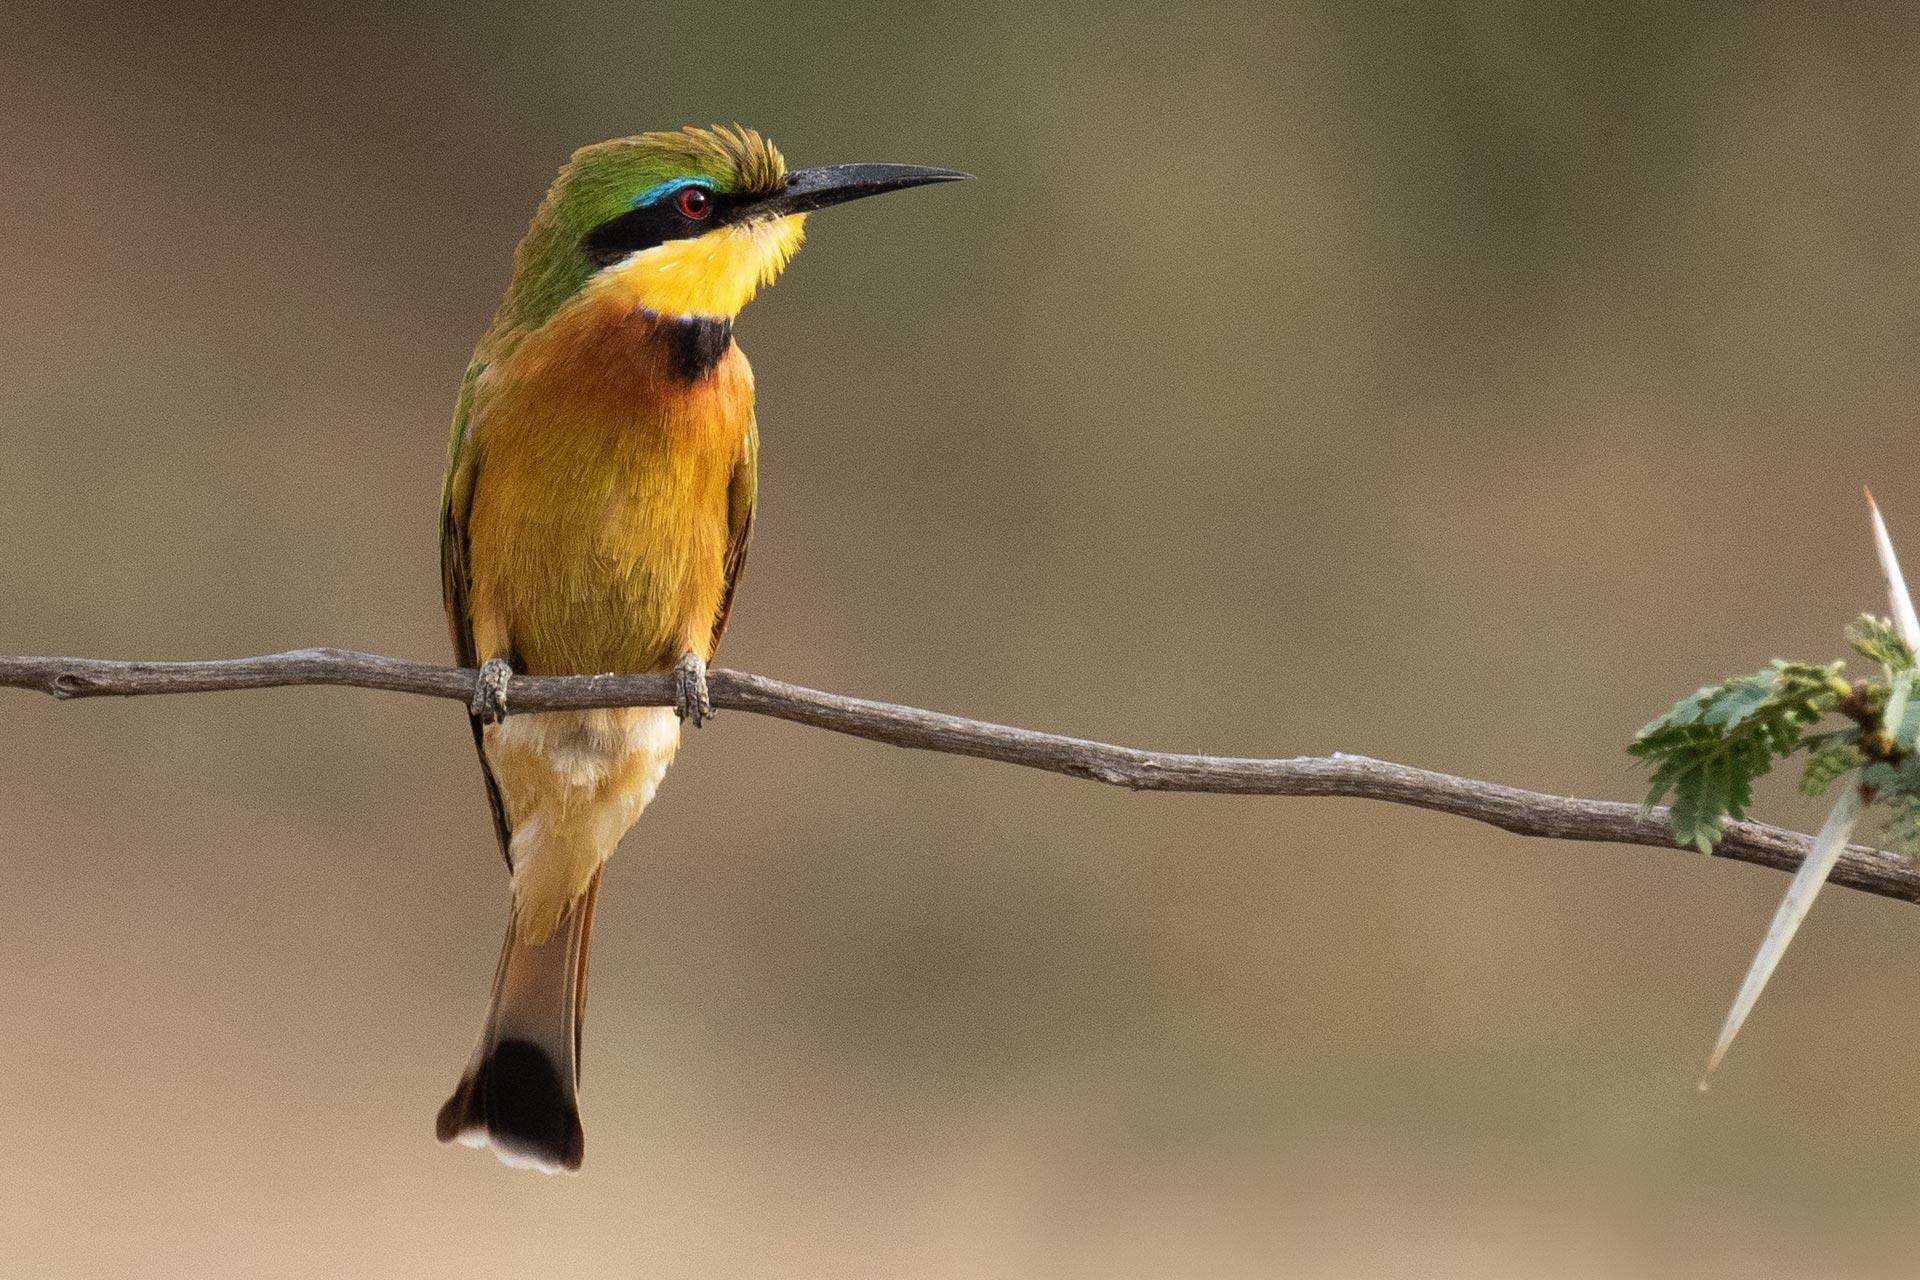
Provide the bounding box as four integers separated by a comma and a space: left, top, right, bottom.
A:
1866, 489, 1920, 648
1701, 778, 1866, 1083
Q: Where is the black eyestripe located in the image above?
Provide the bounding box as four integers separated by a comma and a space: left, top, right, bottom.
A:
581, 188, 744, 268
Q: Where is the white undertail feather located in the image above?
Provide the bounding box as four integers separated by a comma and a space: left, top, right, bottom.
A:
1701, 492, 1919, 1084
487, 705, 681, 943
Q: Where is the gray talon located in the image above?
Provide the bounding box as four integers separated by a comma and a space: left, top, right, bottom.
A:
673, 652, 712, 726
471, 656, 513, 724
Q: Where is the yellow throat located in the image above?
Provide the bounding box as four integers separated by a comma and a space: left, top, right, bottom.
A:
598, 213, 809, 318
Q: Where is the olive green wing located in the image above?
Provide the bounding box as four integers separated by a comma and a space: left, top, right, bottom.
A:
440, 360, 513, 866
710, 414, 758, 652
440, 362, 484, 666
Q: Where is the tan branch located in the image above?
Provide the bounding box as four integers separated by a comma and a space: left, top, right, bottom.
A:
4, 647, 1915, 903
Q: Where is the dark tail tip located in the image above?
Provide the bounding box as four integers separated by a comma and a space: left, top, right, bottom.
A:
436, 1038, 584, 1173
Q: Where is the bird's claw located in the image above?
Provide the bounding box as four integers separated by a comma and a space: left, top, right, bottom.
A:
673, 652, 713, 726
471, 656, 513, 724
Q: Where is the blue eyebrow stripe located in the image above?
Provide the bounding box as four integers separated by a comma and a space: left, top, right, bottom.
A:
632, 176, 707, 207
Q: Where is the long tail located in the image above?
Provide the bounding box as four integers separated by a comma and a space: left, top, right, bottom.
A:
436, 870, 601, 1173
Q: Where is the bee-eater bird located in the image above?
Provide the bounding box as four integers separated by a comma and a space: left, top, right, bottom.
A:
435, 125, 965, 1172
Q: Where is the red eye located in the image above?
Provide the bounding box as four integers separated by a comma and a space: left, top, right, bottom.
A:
676, 187, 712, 218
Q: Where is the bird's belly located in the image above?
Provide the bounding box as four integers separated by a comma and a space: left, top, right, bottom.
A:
481, 478, 732, 675
467, 423, 740, 676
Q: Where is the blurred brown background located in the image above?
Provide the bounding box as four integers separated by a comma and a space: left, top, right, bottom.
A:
3, 3, 1918, 1276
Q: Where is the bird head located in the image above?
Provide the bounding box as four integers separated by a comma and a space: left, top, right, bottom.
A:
494, 125, 966, 331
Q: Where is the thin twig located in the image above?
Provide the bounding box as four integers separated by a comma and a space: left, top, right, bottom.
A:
4, 646, 1917, 903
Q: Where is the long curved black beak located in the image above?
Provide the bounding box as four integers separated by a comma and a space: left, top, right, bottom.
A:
753, 163, 970, 218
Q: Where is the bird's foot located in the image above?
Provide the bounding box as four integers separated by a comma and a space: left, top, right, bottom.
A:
471, 656, 513, 724
673, 651, 713, 727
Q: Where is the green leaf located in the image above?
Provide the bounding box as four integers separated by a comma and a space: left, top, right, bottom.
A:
1800, 741, 1865, 797
1863, 761, 1902, 793
1848, 615, 1915, 673
1887, 797, 1920, 854
1631, 661, 1844, 851
1702, 673, 1776, 730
